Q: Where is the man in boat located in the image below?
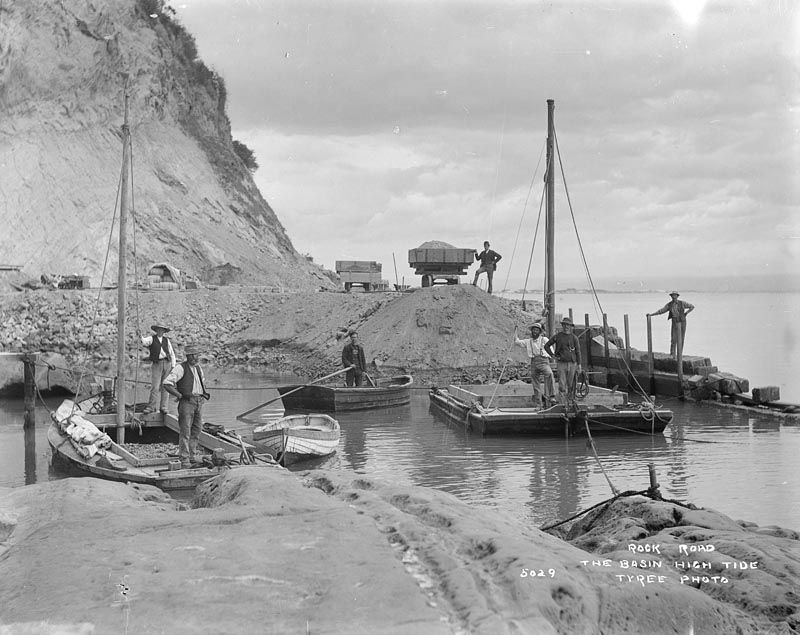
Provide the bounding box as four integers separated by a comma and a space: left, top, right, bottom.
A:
341, 331, 367, 387
647, 291, 695, 359
140, 324, 176, 414
472, 241, 502, 294
162, 345, 210, 469
514, 322, 555, 409
544, 317, 582, 406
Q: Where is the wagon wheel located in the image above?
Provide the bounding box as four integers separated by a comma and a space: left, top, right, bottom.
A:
421, 275, 432, 288
344, 282, 352, 292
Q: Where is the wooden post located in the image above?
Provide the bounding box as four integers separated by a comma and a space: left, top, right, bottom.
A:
584, 313, 592, 370
24, 412, 37, 484
648, 463, 658, 490
23, 353, 37, 415
602, 313, 610, 387
568, 307, 574, 323
544, 99, 556, 339
676, 321, 684, 397
116, 84, 131, 445
623, 314, 631, 365
646, 314, 655, 395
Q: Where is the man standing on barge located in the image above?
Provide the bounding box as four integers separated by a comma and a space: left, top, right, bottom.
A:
514, 323, 555, 409
140, 324, 176, 414
162, 345, 210, 469
544, 317, 582, 406
648, 291, 694, 358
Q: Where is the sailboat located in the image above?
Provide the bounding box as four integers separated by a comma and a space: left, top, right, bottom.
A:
429, 100, 674, 436
47, 85, 274, 488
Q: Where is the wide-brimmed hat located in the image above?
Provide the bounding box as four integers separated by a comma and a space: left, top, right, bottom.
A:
151, 324, 170, 333
529, 322, 543, 332
560, 316, 574, 325
184, 345, 202, 356
669, 291, 680, 297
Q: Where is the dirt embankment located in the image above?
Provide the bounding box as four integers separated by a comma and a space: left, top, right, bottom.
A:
0, 285, 545, 388
0, 469, 796, 634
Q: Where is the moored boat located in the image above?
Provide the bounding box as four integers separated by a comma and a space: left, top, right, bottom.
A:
48, 400, 274, 489
252, 413, 340, 465
277, 374, 413, 411
429, 384, 673, 436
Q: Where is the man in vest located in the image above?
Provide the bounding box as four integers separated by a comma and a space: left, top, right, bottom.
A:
544, 316, 582, 406
140, 324, 176, 414
647, 291, 695, 358
162, 345, 210, 469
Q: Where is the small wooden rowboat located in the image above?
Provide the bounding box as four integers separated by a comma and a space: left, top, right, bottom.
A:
252, 414, 340, 465
277, 374, 413, 411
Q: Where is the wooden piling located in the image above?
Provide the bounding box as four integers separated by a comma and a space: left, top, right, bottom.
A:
676, 321, 684, 397
646, 314, 655, 395
623, 314, 631, 365
23, 353, 37, 416
602, 313, 610, 386
584, 313, 592, 369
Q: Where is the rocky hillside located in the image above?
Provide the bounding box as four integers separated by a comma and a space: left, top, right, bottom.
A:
0, 0, 333, 290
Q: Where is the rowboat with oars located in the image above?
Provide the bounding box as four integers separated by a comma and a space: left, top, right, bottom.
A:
252, 414, 340, 466
277, 374, 413, 411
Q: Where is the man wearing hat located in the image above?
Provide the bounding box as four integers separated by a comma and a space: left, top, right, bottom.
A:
162, 345, 210, 469
514, 323, 555, 409
472, 241, 502, 294
544, 316, 582, 406
140, 324, 176, 414
648, 292, 695, 358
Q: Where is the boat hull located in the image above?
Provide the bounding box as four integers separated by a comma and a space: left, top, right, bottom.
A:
277, 375, 413, 411
429, 386, 672, 436
252, 414, 340, 465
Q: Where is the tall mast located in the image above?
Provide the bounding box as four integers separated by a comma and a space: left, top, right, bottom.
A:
116, 85, 130, 444
545, 99, 555, 337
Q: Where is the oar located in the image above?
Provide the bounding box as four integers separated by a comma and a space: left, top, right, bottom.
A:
364, 372, 377, 387
235, 366, 354, 421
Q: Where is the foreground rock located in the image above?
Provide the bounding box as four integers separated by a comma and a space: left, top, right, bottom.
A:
1, 469, 796, 634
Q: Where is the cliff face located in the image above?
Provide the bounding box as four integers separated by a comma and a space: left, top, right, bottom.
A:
0, 0, 334, 289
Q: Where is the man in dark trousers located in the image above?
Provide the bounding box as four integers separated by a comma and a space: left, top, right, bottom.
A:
162, 345, 210, 469
648, 291, 695, 358
342, 331, 367, 387
140, 324, 176, 414
544, 316, 582, 406
472, 241, 502, 294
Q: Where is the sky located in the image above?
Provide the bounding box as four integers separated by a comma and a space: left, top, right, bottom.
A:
172, 0, 799, 291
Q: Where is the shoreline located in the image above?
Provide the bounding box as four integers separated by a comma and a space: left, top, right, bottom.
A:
0, 467, 797, 633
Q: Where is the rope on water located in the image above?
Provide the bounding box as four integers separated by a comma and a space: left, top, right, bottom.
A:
584, 421, 619, 497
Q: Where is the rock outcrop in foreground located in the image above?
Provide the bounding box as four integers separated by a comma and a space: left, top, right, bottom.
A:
0, 469, 796, 633
0, 0, 331, 290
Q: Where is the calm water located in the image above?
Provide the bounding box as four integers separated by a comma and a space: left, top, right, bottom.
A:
2, 368, 798, 531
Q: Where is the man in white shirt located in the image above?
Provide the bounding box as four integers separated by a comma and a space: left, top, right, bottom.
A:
514, 323, 555, 409
140, 324, 176, 414
162, 345, 210, 469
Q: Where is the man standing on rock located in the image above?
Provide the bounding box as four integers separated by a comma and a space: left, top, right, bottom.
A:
342, 331, 367, 387
472, 241, 502, 294
647, 291, 694, 359
544, 317, 582, 406
162, 345, 210, 469
514, 323, 555, 409
140, 324, 176, 414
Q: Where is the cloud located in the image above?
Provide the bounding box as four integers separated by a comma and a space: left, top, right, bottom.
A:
177, 0, 799, 288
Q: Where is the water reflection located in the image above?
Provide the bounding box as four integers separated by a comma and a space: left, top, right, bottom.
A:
1, 374, 798, 530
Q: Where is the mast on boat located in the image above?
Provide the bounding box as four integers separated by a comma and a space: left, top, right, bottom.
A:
116, 85, 131, 444
544, 99, 555, 337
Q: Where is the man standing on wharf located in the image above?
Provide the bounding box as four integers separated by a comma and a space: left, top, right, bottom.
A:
472, 241, 502, 294
162, 345, 210, 469
544, 317, 582, 406
342, 331, 367, 387
140, 324, 176, 414
514, 322, 555, 409
647, 291, 695, 358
